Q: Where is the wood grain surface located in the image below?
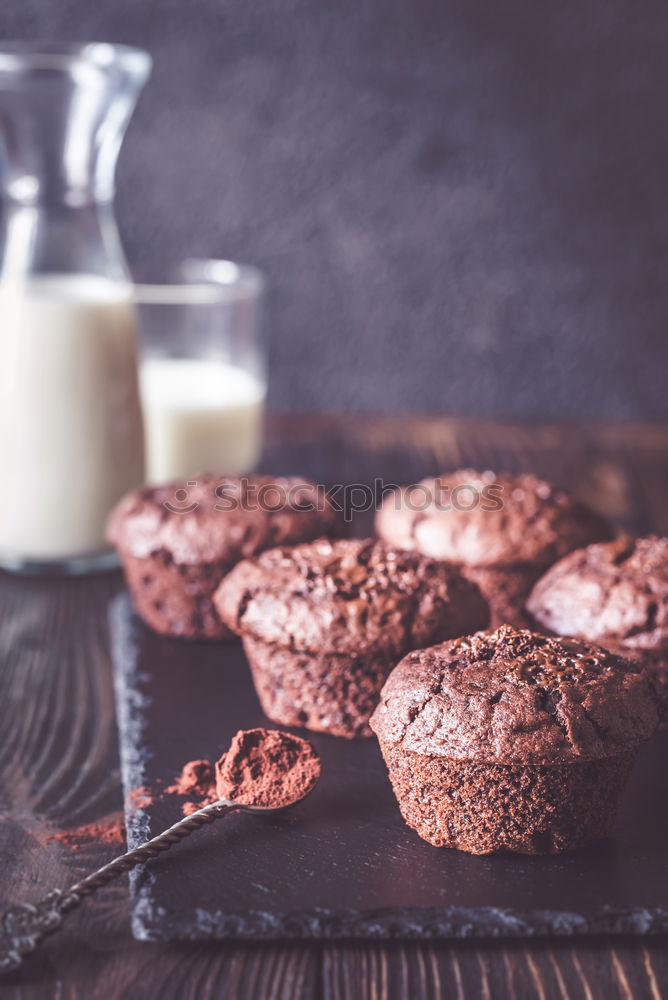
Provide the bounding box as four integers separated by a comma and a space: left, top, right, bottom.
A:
1, 414, 668, 999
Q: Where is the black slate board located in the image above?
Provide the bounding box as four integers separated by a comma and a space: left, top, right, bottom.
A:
111, 594, 668, 942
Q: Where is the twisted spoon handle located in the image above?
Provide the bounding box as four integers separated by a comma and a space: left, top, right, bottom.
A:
0, 799, 238, 973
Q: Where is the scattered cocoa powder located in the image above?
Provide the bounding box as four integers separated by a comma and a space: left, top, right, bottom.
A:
127, 785, 155, 810
126, 763, 217, 819
45, 814, 126, 852
44, 731, 318, 852
155, 759, 217, 816
165, 759, 216, 799
215, 729, 321, 809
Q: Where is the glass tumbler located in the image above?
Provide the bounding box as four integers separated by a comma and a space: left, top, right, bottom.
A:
134, 260, 266, 484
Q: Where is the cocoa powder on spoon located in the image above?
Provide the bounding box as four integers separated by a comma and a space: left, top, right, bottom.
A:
215, 728, 321, 809
150, 729, 320, 816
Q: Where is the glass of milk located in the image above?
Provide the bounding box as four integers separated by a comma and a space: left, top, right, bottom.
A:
134, 260, 266, 484
0, 44, 151, 574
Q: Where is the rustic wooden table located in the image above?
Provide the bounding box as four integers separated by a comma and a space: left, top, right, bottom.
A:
2, 414, 668, 999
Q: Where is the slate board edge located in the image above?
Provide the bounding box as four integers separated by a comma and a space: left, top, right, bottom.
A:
110, 596, 668, 943
110, 598, 153, 871
128, 896, 668, 942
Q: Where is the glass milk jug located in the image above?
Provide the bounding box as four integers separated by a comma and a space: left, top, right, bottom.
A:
0, 44, 150, 574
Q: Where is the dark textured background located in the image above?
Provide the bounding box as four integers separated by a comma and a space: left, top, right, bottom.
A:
3, 0, 668, 419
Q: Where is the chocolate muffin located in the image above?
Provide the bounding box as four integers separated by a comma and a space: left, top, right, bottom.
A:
527, 535, 668, 721
214, 537, 489, 738
370, 626, 658, 854
107, 475, 344, 640
376, 469, 612, 629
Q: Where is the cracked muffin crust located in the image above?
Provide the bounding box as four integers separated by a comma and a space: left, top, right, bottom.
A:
527, 535, 668, 723
370, 626, 658, 853
107, 475, 344, 639
375, 469, 612, 629
214, 538, 489, 737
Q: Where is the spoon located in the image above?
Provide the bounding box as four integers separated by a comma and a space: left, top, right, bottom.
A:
0, 792, 311, 973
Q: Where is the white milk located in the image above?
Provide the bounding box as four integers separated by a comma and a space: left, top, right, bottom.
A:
139, 358, 265, 483
0, 275, 145, 561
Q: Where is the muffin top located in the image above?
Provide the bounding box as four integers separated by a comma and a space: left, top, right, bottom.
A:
527, 535, 668, 653
370, 626, 658, 764
107, 475, 343, 566
214, 537, 489, 659
376, 469, 611, 570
